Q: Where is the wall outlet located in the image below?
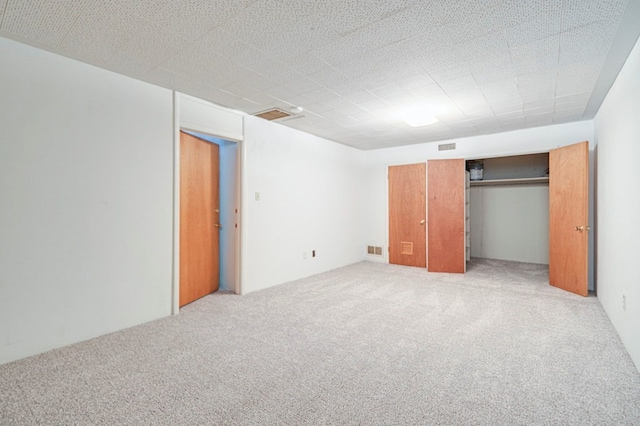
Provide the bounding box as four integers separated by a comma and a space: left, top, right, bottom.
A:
622, 294, 626, 311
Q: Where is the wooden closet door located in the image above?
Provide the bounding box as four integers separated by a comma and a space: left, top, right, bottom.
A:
549, 141, 589, 296
389, 163, 426, 267
428, 159, 465, 273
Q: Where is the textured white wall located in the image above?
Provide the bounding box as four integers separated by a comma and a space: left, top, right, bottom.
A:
594, 37, 640, 372
241, 115, 366, 294
364, 122, 594, 283
0, 37, 174, 364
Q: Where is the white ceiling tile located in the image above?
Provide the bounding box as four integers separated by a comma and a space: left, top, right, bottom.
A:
307, 66, 350, 88
561, 0, 628, 32
104, 51, 155, 78
525, 113, 554, 126
59, 3, 144, 63
437, 75, 478, 92
305, 88, 341, 103
1, 0, 82, 47
321, 0, 416, 36
193, 27, 255, 60
327, 82, 366, 97
397, 74, 437, 91
284, 53, 331, 76
523, 99, 555, 110
555, 93, 591, 106
503, 2, 562, 46
409, 85, 446, 100
453, 30, 509, 62
268, 78, 323, 100
437, 109, 467, 123
116, 24, 190, 65
342, 90, 379, 104
223, 0, 339, 61
496, 111, 526, 122
3, 0, 634, 150
559, 21, 617, 66
510, 35, 559, 75
148, 0, 255, 41
480, 78, 520, 102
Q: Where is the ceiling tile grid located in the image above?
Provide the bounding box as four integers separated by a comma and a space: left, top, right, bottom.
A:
0, 0, 636, 150
1, 0, 82, 47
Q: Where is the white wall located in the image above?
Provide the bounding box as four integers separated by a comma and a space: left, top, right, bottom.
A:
364, 122, 594, 284
241, 116, 366, 294
594, 36, 640, 372
470, 185, 549, 264
0, 37, 174, 365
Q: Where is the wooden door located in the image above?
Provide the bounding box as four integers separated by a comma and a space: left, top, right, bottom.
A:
389, 163, 426, 267
180, 131, 220, 307
549, 141, 589, 296
427, 159, 466, 273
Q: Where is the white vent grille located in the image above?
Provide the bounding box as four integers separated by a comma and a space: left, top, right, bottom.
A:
439, 143, 456, 151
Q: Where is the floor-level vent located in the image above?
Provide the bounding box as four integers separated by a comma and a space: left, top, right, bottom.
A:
367, 245, 383, 256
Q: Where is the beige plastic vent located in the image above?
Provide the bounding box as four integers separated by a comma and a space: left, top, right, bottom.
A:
254, 108, 292, 121
367, 245, 383, 256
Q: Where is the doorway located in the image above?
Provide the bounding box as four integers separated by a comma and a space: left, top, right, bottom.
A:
179, 130, 240, 307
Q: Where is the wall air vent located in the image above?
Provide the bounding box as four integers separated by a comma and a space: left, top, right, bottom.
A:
253, 108, 293, 121
438, 143, 456, 151
367, 245, 383, 256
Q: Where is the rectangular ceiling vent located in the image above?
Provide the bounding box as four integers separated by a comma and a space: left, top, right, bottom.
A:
253, 108, 293, 121
438, 143, 456, 151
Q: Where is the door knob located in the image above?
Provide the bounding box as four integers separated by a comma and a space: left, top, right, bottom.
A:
575, 225, 584, 231
420, 220, 426, 225
214, 223, 222, 229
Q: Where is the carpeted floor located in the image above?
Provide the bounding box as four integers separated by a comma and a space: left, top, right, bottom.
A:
1, 259, 639, 425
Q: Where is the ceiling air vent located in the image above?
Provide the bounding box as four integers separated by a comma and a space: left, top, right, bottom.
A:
253, 108, 293, 121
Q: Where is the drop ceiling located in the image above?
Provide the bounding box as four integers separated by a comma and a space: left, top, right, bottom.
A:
1, 0, 639, 150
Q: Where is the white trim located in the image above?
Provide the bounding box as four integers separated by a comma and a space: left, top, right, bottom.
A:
239, 118, 249, 295
235, 127, 244, 295
172, 92, 181, 315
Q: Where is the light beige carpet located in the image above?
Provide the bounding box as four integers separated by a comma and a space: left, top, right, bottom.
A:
1, 259, 639, 425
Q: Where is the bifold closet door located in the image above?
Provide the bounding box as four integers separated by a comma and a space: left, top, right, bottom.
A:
428, 159, 465, 273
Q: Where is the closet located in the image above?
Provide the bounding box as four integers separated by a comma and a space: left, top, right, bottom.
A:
395, 141, 589, 296
467, 153, 550, 266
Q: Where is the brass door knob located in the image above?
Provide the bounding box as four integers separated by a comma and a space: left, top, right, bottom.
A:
420, 220, 426, 225
214, 223, 222, 229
